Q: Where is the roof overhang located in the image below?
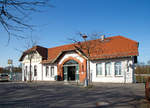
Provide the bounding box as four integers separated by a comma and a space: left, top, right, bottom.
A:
19, 50, 37, 61
41, 49, 87, 64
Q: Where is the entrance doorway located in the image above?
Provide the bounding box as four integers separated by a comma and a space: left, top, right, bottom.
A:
63, 60, 79, 81
68, 66, 75, 81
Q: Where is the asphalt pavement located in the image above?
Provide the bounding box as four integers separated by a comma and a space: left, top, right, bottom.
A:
0, 81, 147, 108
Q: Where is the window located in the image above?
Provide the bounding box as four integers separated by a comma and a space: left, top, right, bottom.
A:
105, 62, 111, 76
46, 66, 49, 77
63, 60, 78, 66
25, 66, 28, 75
51, 67, 54, 77
115, 62, 122, 76
96, 63, 103, 76
34, 65, 37, 76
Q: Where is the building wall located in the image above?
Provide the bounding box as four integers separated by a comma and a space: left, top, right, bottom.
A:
21, 51, 43, 81
90, 57, 134, 83
21, 51, 135, 83
42, 64, 57, 81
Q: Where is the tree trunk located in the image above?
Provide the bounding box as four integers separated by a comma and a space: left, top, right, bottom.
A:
88, 59, 91, 84
29, 59, 32, 82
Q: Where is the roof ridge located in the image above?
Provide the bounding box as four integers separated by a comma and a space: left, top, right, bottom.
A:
47, 36, 117, 50
48, 43, 74, 50
34, 45, 47, 49
114, 35, 138, 43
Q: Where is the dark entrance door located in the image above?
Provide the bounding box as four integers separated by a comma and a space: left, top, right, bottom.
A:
63, 60, 79, 81
68, 66, 76, 81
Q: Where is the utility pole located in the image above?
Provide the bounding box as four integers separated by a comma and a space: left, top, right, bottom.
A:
82, 35, 90, 87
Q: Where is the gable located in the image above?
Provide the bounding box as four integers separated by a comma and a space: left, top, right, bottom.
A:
19, 45, 47, 61
58, 51, 85, 65
22, 51, 42, 63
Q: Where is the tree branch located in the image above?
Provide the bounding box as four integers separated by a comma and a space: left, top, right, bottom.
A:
0, 0, 51, 44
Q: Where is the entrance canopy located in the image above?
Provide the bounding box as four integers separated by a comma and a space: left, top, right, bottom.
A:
63, 60, 78, 66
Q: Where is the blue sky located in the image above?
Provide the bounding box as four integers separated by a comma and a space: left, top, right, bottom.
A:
0, 0, 150, 67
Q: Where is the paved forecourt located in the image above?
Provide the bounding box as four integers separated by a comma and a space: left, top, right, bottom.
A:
0, 81, 146, 108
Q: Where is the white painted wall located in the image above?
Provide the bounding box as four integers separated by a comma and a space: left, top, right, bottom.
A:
21, 51, 43, 81
21, 50, 135, 83
22, 51, 58, 81
90, 57, 135, 83
42, 64, 57, 81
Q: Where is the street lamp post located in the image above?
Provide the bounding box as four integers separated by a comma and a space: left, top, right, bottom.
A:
82, 35, 89, 87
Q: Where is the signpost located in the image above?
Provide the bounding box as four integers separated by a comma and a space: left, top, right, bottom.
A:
8, 59, 13, 81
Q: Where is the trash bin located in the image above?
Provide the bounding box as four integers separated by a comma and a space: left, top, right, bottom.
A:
55, 75, 57, 81
55, 75, 61, 81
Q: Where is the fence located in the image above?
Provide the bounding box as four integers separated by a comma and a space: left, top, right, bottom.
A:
135, 74, 150, 83
11, 72, 22, 81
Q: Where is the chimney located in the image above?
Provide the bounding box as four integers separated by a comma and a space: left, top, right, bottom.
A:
101, 35, 105, 41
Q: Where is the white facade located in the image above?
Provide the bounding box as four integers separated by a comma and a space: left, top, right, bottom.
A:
90, 58, 135, 83
22, 51, 43, 81
42, 64, 57, 81
21, 51, 57, 81
21, 51, 135, 83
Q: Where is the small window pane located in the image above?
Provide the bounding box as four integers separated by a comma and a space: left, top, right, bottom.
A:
46, 66, 49, 77
51, 67, 54, 77
34, 65, 37, 76
115, 62, 122, 75
64, 60, 78, 65
25, 66, 28, 75
105, 63, 111, 76
96, 63, 103, 76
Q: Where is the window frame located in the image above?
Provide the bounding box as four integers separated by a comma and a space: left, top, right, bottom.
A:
96, 63, 103, 76
45, 66, 49, 77
115, 62, 122, 76
50, 66, 54, 77
25, 66, 28, 76
105, 62, 111, 76
34, 65, 37, 76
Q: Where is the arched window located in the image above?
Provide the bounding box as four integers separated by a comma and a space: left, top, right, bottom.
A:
25, 66, 28, 75
115, 62, 122, 75
34, 65, 37, 76
63, 60, 78, 66
50, 66, 54, 77
105, 62, 111, 76
46, 66, 49, 77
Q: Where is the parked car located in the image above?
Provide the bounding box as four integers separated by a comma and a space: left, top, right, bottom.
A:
0, 74, 9, 81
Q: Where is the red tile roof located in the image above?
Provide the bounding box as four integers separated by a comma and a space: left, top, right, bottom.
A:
43, 36, 138, 63
20, 36, 139, 63
19, 45, 47, 61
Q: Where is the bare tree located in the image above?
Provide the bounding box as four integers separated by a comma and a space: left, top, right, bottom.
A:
69, 32, 104, 87
16, 34, 38, 82
0, 0, 51, 43
24, 36, 38, 82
